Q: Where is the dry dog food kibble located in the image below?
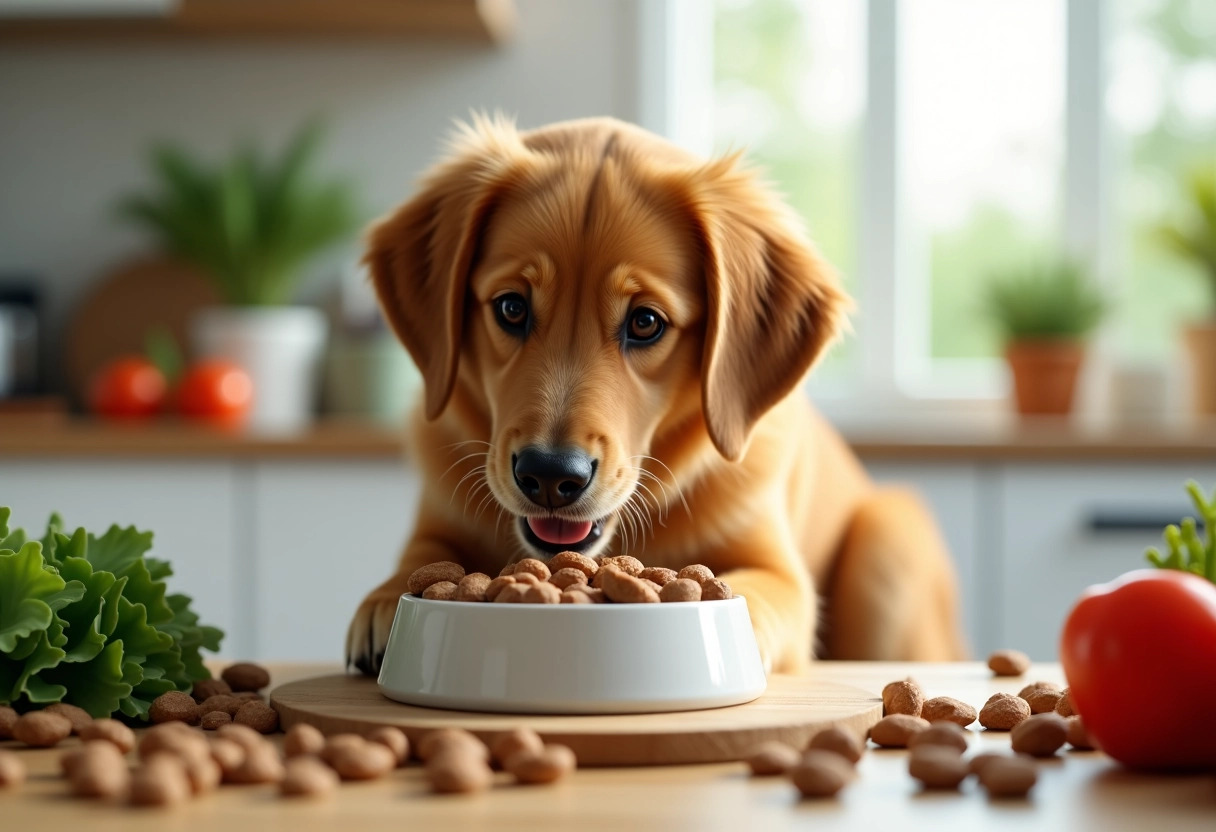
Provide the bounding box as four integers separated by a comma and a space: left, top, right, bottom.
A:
920, 696, 977, 727
599, 567, 661, 604
410, 557, 732, 603
454, 572, 493, 602
184, 755, 223, 795
1017, 680, 1060, 700
418, 728, 491, 763
638, 566, 678, 586
514, 558, 552, 581
977, 755, 1037, 798
149, 691, 200, 725
78, 718, 137, 754
192, 677, 232, 701
283, 723, 326, 758
216, 722, 265, 751
746, 741, 802, 776
200, 711, 232, 730
807, 727, 865, 765
523, 581, 563, 604
491, 728, 544, 767
562, 590, 593, 604
677, 564, 714, 584
869, 714, 930, 748
549, 568, 589, 590
1054, 688, 1076, 717
209, 738, 246, 779
791, 749, 855, 798
1010, 713, 1068, 757
906, 722, 969, 754
129, 755, 193, 807
199, 694, 242, 717
0, 705, 17, 739
600, 555, 645, 577
549, 551, 599, 578
330, 742, 397, 781
1066, 716, 1095, 750
221, 662, 271, 692
407, 561, 466, 595
44, 702, 93, 734
1024, 687, 1064, 715
0, 750, 26, 788
281, 756, 340, 798
987, 649, 1032, 677
908, 745, 970, 790
12, 711, 73, 747
66, 741, 130, 798
234, 701, 279, 734
979, 693, 1031, 731
230, 743, 286, 785
506, 744, 577, 785
367, 726, 410, 765
882, 678, 925, 717
423, 581, 458, 600
427, 753, 493, 794
659, 578, 702, 602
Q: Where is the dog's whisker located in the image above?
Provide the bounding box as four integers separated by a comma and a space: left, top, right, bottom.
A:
453, 467, 489, 516
630, 454, 691, 521
440, 450, 489, 483
441, 439, 493, 452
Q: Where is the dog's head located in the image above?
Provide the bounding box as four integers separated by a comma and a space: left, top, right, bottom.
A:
367, 116, 848, 560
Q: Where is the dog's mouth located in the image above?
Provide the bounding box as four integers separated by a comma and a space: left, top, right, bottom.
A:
519, 516, 606, 556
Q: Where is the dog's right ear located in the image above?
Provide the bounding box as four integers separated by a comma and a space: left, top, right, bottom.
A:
365, 117, 525, 419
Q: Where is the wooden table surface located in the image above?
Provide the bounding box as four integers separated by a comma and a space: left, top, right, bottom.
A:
2, 662, 1213, 831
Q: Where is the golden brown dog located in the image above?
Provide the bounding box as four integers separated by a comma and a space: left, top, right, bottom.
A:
347, 116, 965, 675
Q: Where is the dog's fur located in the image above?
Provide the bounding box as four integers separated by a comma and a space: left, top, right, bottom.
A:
347, 116, 966, 674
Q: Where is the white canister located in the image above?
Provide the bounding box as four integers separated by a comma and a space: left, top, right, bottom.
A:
191, 306, 328, 433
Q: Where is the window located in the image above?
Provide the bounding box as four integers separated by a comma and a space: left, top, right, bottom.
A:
1110, 0, 1216, 362
712, 0, 865, 386
668, 0, 1216, 415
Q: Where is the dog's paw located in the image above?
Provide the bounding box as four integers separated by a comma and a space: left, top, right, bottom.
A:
345, 581, 409, 676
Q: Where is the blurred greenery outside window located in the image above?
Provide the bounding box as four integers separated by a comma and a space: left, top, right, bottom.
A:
711, 0, 1216, 400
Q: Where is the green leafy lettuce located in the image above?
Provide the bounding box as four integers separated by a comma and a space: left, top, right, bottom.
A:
0, 507, 223, 719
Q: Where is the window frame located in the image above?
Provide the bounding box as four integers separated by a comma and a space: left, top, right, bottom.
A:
641, 0, 1114, 425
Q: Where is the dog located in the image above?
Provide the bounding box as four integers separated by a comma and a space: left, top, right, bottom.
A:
347, 116, 966, 675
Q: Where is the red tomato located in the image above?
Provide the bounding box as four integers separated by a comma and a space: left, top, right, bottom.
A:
88, 356, 167, 419
177, 360, 253, 427
1060, 569, 1216, 770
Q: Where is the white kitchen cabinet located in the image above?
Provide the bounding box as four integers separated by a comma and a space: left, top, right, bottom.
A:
996, 462, 1216, 660
0, 461, 242, 654
249, 461, 421, 662
864, 462, 990, 655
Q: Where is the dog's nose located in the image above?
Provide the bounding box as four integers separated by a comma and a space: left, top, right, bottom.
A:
512, 446, 596, 509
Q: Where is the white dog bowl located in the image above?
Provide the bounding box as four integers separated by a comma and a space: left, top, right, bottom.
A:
377, 594, 767, 714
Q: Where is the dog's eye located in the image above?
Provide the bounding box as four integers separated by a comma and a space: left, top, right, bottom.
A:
494, 293, 530, 335
626, 307, 665, 344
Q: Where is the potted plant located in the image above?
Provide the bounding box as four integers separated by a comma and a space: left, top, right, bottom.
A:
985, 259, 1107, 417
1158, 165, 1216, 415
119, 122, 355, 432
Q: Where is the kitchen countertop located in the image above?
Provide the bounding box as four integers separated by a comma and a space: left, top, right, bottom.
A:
2, 662, 1212, 830
6, 417, 1216, 461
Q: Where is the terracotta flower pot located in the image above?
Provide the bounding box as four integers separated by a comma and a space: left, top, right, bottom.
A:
1004, 339, 1086, 416
1183, 322, 1216, 416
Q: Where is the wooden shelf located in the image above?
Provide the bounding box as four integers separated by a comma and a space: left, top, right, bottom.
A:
0, 0, 515, 43
7, 416, 1216, 461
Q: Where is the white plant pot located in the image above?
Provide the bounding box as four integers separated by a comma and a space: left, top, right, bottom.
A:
191, 306, 328, 433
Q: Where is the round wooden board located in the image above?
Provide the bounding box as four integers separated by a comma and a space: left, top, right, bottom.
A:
270, 673, 881, 767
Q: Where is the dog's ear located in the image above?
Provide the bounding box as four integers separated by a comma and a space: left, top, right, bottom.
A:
365, 117, 526, 419
681, 156, 851, 461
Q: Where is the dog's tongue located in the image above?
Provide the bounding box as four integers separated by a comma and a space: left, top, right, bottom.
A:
527, 517, 593, 545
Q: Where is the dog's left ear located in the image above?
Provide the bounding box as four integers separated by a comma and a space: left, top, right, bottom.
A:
681, 156, 851, 461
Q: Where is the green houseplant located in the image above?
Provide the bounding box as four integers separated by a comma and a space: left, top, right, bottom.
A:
119, 122, 356, 432
1157, 165, 1216, 415
984, 259, 1107, 416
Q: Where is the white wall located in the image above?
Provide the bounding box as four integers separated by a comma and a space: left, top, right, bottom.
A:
0, 0, 647, 389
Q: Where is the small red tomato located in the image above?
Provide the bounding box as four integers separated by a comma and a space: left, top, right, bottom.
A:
88, 356, 167, 419
1060, 569, 1216, 770
177, 360, 254, 427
